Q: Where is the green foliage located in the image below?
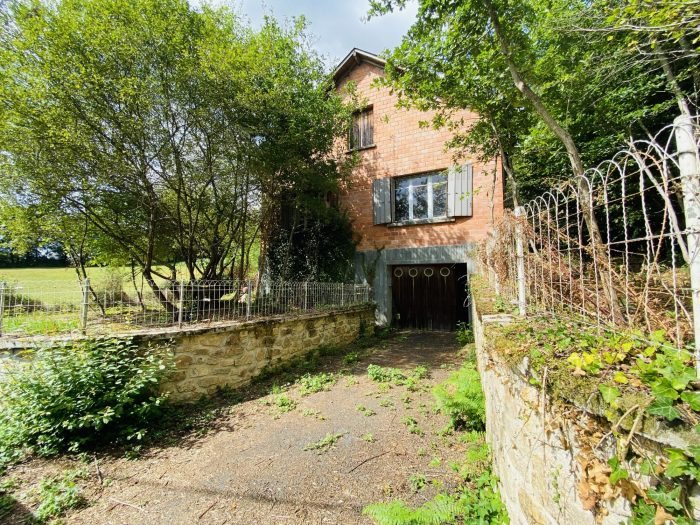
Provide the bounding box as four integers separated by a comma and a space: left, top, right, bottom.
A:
456, 322, 474, 346
343, 351, 362, 365
303, 432, 343, 454
368, 364, 407, 383
433, 364, 486, 431
367, 365, 428, 389
0, 337, 172, 460
401, 416, 423, 436
32, 469, 88, 523
297, 372, 337, 396
0, 0, 354, 283
357, 404, 377, 417
363, 493, 461, 525
368, 0, 686, 207
364, 472, 508, 525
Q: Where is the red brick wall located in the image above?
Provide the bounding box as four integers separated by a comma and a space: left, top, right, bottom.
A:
336, 61, 504, 252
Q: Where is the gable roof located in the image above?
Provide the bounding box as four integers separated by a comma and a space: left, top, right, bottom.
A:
332, 48, 386, 83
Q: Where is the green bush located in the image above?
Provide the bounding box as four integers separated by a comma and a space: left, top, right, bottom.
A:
0, 337, 173, 459
433, 363, 485, 431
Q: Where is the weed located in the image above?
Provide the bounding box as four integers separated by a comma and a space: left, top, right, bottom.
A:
409, 474, 427, 492
417, 447, 427, 457
356, 404, 377, 417
456, 321, 475, 346
368, 364, 406, 383
433, 363, 485, 431
298, 372, 336, 396
429, 457, 441, 468
362, 433, 376, 443
274, 394, 296, 414
301, 408, 325, 420
303, 432, 343, 454
379, 399, 395, 409
402, 417, 423, 436
31, 468, 88, 523
400, 392, 412, 406
344, 377, 360, 387
343, 352, 362, 365
0, 477, 18, 521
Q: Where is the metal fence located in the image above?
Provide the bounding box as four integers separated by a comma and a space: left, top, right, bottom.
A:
481, 114, 700, 371
0, 278, 371, 340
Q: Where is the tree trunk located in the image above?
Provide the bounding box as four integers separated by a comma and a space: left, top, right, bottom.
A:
485, 0, 623, 322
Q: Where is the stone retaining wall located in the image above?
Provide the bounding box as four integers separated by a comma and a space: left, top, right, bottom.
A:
472, 306, 700, 525
138, 306, 374, 402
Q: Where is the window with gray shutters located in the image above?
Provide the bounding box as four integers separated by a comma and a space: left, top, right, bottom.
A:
393, 172, 447, 222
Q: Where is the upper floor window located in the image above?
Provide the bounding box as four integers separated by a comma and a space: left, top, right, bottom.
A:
394, 172, 448, 222
349, 107, 374, 150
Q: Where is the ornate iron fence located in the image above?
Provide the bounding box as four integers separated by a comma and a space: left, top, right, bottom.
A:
481, 114, 700, 370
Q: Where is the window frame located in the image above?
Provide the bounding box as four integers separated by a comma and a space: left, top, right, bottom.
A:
348, 106, 375, 151
392, 171, 448, 224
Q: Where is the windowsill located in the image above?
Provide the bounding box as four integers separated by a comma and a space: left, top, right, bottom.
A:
346, 144, 377, 154
388, 217, 455, 228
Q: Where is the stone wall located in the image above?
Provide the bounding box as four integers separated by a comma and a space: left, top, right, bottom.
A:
472, 307, 700, 525
139, 307, 374, 403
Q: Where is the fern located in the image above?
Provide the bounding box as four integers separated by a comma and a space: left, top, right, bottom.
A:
432, 363, 485, 430
363, 494, 460, 525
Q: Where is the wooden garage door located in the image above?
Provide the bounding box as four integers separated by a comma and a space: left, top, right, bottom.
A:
391, 264, 466, 331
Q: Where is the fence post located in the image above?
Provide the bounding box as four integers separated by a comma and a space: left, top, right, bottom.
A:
0, 282, 5, 337
80, 278, 90, 334
514, 206, 527, 317
178, 281, 185, 328
675, 114, 700, 376
246, 279, 252, 320
303, 282, 308, 311
341, 284, 345, 306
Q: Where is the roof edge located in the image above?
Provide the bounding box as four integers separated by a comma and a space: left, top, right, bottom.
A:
332, 48, 386, 83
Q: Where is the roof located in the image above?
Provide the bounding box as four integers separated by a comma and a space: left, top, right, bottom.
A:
332, 48, 386, 83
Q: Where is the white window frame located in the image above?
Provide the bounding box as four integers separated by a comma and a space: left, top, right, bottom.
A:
395, 172, 447, 222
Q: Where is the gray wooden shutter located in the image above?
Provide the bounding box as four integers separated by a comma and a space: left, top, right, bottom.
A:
447, 163, 473, 217
372, 178, 392, 225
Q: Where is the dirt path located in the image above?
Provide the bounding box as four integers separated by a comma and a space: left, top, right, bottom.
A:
12, 331, 467, 524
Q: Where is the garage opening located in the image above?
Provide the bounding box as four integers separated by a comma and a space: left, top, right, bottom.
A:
390, 263, 470, 331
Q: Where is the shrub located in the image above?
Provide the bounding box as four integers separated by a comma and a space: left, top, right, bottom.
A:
433, 363, 485, 431
0, 337, 173, 459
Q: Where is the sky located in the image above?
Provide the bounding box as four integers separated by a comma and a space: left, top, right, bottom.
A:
231, 0, 418, 68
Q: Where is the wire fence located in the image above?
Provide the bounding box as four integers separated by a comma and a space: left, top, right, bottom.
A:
480, 114, 700, 371
0, 278, 371, 340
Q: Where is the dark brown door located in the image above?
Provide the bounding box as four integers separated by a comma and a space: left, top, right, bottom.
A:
391, 264, 468, 331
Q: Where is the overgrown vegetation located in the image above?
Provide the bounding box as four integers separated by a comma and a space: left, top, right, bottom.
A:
490, 314, 700, 523
433, 364, 486, 431
0, 337, 172, 465
363, 344, 508, 525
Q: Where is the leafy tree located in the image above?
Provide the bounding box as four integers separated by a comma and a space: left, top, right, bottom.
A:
0, 0, 353, 305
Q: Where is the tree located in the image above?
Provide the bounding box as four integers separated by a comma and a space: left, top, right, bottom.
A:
0, 0, 353, 306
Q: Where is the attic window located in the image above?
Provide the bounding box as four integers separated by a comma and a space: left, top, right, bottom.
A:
349, 107, 374, 150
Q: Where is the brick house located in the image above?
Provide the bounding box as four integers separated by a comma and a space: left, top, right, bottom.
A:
333, 49, 504, 328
